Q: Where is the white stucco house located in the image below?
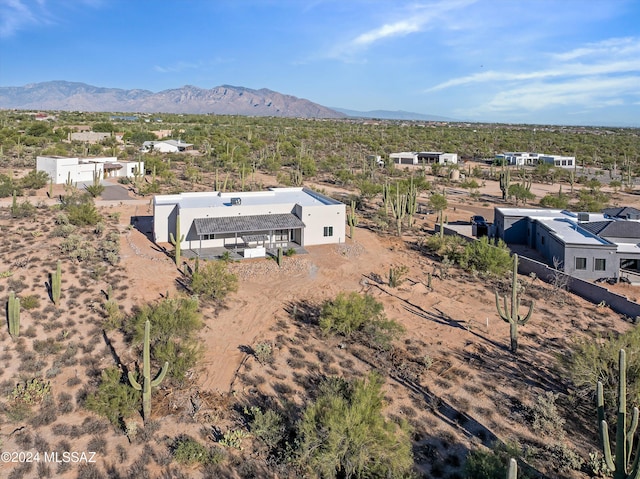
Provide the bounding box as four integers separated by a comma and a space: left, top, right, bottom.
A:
390, 151, 458, 166
153, 187, 346, 258
36, 156, 143, 184
141, 140, 193, 153
494, 152, 575, 169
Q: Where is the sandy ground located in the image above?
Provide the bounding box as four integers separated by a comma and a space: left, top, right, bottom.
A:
1, 169, 638, 477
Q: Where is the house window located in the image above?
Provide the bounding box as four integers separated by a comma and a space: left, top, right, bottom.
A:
541, 236, 545, 245
594, 258, 606, 271
323, 226, 333, 237
575, 257, 587, 270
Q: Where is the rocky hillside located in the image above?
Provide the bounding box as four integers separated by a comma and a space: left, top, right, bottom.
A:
0, 81, 346, 118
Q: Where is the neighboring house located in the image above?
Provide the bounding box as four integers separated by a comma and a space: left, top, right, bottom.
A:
390, 151, 458, 166
153, 187, 346, 258
141, 139, 193, 153
36, 156, 143, 184
494, 152, 575, 169
69, 131, 111, 143
494, 207, 640, 281
537, 155, 576, 168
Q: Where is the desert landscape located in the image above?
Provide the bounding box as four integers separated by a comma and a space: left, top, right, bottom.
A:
0, 158, 638, 479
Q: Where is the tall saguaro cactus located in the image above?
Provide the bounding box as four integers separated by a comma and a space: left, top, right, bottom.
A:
128, 320, 169, 423
7, 291, 20, 337
597, 349, 640, 479
347, 200, 359, 239
507, 458, 518, 479
389, 182, 407, 236
499, 167, 511, 201
51, 260, 62, 306
169, 214, 184, 266
495, 254, 534, 353
406, 177, 418, 227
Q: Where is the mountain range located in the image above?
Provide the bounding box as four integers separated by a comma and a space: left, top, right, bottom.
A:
0, 81, 450, 121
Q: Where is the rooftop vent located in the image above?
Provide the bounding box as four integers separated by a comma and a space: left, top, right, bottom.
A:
577, 212, 589, 222
231, 197, 242, 206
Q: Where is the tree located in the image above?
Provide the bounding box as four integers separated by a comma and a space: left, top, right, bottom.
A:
508, 183, 535, 206
190, 260, 238, 304
20, 170, 49, 190
127, 296, 204, 381
460, 236, 512, 276
429, 193, 448, 238
319, 292, 403, 350
296, 373, 413, 479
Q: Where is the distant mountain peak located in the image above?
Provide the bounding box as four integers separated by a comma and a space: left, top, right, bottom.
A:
0, 81, 346, 118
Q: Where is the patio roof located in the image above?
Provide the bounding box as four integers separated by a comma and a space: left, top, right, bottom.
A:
194, 213, 305, 236
103, 163, 123, 170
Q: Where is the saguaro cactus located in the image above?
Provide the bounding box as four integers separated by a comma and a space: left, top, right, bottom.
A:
389, 182, 407, 236
495, 254, 534, 353
347, 200, 359, 239
128, 320, 169, 422
507, 458, 518, 479
499, 167, 511, 200
169, 215, 184, 266
597, 349, 640, 479
7, 291, 20, 337
406, 177, 418, 227
51, 260, 62, 306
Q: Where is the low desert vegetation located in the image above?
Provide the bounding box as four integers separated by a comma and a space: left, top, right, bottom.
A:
0, 110, 639, 478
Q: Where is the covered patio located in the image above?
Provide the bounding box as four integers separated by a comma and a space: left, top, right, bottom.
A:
191, 213, 305, 258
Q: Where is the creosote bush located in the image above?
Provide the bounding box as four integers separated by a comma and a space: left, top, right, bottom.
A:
296, 372, 413, 478
319, 292, 404, 350
189, 260, 238, 304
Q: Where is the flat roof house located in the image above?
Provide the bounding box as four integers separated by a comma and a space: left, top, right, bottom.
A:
494, 207, 640, 281
153, 187, 346, 259
494, 152, 575, 169
390, 151, 458, 166
36, 156, 143, 184
141, 140, 193, 153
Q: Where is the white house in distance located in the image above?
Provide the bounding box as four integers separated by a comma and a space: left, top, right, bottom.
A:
390, 151, 458, 166
495, 152, 575, 169
36, 156, 143, 184
141, 139, 193, 153
153, 187, 346, 259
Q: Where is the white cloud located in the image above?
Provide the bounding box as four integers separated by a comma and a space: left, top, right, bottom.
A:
0, 0, 103, 37
328, 0, 475, 60
0, 0, 39, 37
429, 36, 640, 117
486, 76, 640, 112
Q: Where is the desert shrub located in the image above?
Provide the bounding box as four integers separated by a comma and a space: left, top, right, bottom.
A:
84, 367, 140, 427
296, 372, 413, 478
20, 294, 40, 310
539, 193, 569, 209
459, 236, 512, 276
565, 326, 640, 413
20, 169, 49, 189
61, 192, 102, 226
245, 406, 286, 450
172, 435, 223, 466
253, 342, 273, 365
319, 292, 404, 349
542, 443, 583, 472
126, 296, 203, 381
464, 448, 506, 479
528, 391, 565, 439
189, 260, 238, 303
11, 199, 36, 218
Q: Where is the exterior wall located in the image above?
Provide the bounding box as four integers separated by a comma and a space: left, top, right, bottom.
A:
538, 155, 575, 168
69, 132, 110, 143
499, 214, 530, 244
390, 153, 418, 165
298, 203, 345, 246
534, 225, 565, 266
564, 244, 618, 280
440, 153, 458, 164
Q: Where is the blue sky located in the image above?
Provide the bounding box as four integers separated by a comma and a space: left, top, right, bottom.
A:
1, 0, 639, 126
